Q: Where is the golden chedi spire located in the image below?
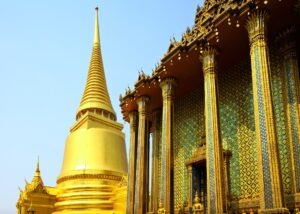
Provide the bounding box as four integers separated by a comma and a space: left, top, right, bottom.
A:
77, 7, 116, 120
54, 7, 127, 214
33, 157, 41, 180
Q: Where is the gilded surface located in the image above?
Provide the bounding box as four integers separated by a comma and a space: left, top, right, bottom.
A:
134, 96, 150, 214
201, 47, 224, 213
127, 111, 138, 214
246, 10, 287, 211
77, 8, 115, 118
16, 161, 56, 214
54, 8, 127, 214
159, 78, 177, 213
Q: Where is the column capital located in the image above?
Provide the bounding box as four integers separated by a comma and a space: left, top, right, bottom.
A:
246, 10, 269, 43
129, 111, 138, 129
199, 46, 219, 60
200, 46, 218, 76
160, 77, 177, 100
136, 96, 150, 118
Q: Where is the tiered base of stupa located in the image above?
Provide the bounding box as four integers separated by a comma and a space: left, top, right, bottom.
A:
53, 171, 126, 214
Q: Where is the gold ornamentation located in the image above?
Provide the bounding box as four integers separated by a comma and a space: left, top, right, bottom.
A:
16, 161, 56, 213
200, 46, 219, 76
192, 191, 204, 214
127, 111, 138, 214
201, 45, 225, 213
246, 9, 287, 212
57, 173, 122, 184
135, 95, 151, 213
54, 8, 128, 213
157, 200, 166, 214
160, 77, 177, 213
77, 7, 116, 119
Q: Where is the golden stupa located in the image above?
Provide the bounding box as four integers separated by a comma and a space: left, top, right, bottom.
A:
54, 7, 128, 214
17, 7, 128, 214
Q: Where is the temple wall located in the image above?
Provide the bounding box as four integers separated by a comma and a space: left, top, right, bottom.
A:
269, 46, 293, 194
218, 59, 259, 202
173, 89, 205, 210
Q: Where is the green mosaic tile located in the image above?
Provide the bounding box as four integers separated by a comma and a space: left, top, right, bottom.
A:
269, 47, 292, 194
173, 89, 204, 210
219, 59, 258, 200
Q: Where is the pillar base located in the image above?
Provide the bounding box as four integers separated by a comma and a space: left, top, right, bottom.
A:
259, 208, 290, 214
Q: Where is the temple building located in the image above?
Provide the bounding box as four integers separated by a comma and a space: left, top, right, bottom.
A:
17, 7, 128, 214
120, 0, 300, 213
16, 160, 57, 213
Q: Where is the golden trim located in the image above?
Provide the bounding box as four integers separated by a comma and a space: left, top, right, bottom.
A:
57, 173, 122, 184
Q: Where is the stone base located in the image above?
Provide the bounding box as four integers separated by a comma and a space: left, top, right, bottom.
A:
259, 208, 290, 214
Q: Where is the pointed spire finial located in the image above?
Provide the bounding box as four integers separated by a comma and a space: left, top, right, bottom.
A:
77, 7, 116, 120
94, 6, 100, 45
34, 157, 40, 177
36, 156, 40, 172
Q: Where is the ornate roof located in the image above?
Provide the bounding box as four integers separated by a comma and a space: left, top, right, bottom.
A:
17, 160, 54, 203
25, 160, 47, 194
119, 0, 294, 121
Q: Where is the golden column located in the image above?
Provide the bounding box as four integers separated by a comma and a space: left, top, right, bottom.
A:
246, 10, 288, 212
134, 96, 150, 214
200, 47, 224, 213
187, 165, 193, 209
159, 78, 177, 213
150, 110, 161, 212
127, 111, 138, 214
276, 27, 300, 194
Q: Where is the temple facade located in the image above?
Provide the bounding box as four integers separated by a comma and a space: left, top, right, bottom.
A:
121, 0, 300, 213
17, 7, 128, 214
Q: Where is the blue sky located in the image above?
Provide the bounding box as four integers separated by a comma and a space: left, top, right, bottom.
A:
0, 1, 202, 213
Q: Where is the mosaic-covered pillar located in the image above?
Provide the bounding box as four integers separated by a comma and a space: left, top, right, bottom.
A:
127, 111, 138, 214
134, 96, 150, 214
200, 47, 224, 213
276, 27, 300, 194
159, 78, 177, 214
246, 10, 288, 212
150, 110, 161, 212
